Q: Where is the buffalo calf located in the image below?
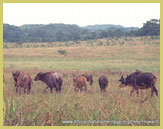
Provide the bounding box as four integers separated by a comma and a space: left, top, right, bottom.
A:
73, 76, 87, 92
12, 71, 33, 94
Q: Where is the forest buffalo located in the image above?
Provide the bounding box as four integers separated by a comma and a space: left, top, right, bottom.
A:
73, 76, 87, 92
98, 75, 108, 92
12, 71, 33, 94
34, 72, 63, 93
119, 70, 158, 97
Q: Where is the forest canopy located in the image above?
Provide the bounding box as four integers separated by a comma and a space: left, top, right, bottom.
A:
3, 19, 160, 43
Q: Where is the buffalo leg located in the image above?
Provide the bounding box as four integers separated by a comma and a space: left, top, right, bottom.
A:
55, 84, 60, 92
28, 83, 31, 94
27, 84, 31, 94
43, 86, 49, 93
58, 86, 61, 92
16, 86, 19, 93
136, 89, 139, 97
74, 87, 77, 92
100, 87, 103, 92
59, 82, 62, 92
151, 87, 158, 97
24, 85, 28, 94
76, 87, 79, 92
85, 86, 87, 91
50, 88, 53, 93
19, 87, 22, 95
59, 87, 61, 92
154, 88, 158, 97
130, 88, 135, 96
24, 87, 26, 94
80, 87, 82, 92
153, 84, 158, 97
55, 87, 59, 92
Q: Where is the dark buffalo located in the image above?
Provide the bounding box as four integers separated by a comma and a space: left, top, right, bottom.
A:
73, 76, 87, 92
34, 72, 63, 93
119, 70, 158, 97
12, 71, 33, 94
98, 76, 108, 92
80, 73, 93, 86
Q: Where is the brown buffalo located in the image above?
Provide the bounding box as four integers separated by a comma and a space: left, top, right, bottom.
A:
80, 73, 94, 86
119, 70, 158, 97
73, 76, 87, 92
12, 71, 33, 94
98, 75, 108, 92
34, 72, 63, 93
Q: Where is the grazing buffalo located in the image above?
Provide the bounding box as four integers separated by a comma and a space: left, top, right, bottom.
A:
34, 72, 63, 93
119, 70, 158, 97
73, 76, 87, 92
80, 73, 94, 86
98, 76, 108, 92
12, 71, 33, 94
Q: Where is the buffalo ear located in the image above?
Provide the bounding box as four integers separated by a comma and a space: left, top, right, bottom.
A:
12, 72, 15, 76
38, 72, 42, 76
73, 78, 75, 82
121, 75, 123, 79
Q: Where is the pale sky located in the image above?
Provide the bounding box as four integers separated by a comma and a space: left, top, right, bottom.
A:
3, 3, 160, 28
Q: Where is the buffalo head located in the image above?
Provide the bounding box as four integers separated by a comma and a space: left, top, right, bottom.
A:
34, 72, 43, 81
119, 75, 127, 88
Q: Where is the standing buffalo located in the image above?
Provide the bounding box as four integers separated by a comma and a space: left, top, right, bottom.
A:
98, 75, 108, 92
80, 73, 93, 86
12, 71, 33, 94
119, 70, 158, 97
34, 72, 63, 93
73, 76, 87, 92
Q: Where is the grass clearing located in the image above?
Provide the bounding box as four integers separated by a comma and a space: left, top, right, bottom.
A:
3, 36, 160, 126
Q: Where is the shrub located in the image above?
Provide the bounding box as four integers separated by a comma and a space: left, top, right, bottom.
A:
26, 44, 30, 48
33, 45, 39, 48
97, 42, 103, 46
106, 42, 110, 46
4, 44, 9, 49
41, 44, 46, 48
119, 41, 125, 46
58, 50, 67, 55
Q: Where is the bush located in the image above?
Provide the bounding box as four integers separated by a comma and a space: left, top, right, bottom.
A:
106, 42, 110, 46
119, 41, 125, 46
58, 50, 67, 55
150, 36, 160, 40
4, 44, 9, 49
26, 44, 30, 48
33, 45, 39, 48
41, 44, 46, 48
97, 42, 103, 46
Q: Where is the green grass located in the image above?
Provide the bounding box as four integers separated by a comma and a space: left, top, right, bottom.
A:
4, 56, 160, 72
3, 36, 160, 126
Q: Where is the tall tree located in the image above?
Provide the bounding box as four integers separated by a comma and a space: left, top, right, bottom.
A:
136, 19, 160, 36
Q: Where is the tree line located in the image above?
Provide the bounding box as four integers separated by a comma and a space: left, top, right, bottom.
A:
3, 19, 160, 43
